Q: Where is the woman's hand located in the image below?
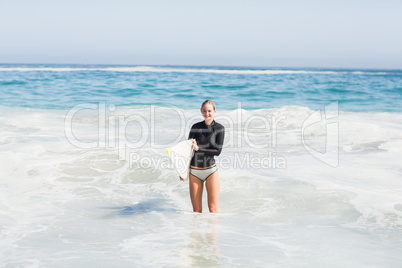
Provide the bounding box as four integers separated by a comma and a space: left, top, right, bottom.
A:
191, 138, 199, 151
180, 177, 187, 182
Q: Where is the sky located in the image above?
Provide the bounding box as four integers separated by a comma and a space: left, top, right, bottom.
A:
1, 0, 401, 69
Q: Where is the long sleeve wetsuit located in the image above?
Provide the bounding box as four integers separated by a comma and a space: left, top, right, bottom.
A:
188, 120, 225, 168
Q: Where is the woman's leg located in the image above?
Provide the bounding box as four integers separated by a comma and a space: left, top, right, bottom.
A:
205, 171, 220, 213
189, 173, 204, 213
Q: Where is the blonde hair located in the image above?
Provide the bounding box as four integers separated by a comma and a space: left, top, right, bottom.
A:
201, 100, 216, 110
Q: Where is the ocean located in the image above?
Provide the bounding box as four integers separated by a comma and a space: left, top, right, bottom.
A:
0, 64, 401, 267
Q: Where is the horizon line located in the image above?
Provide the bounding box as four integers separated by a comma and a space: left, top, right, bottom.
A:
0, 62, 401, 71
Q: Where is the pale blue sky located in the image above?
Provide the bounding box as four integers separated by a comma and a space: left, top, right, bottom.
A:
1, 0, 401, 68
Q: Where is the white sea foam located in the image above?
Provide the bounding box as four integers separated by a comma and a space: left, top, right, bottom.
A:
0, 66, 397, 75
1, 105, 401, 266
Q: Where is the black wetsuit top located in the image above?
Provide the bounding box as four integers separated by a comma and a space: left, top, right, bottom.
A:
188, 120, 225, 168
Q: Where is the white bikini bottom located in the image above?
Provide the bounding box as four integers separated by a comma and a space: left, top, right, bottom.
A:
189, 165, 218, 182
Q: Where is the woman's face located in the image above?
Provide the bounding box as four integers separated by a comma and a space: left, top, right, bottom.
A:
201, 104, 216, 121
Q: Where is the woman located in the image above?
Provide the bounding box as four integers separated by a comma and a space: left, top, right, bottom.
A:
182, 100, 225, 213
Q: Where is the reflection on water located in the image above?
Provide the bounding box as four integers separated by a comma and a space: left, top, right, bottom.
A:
185, 214, 221, 266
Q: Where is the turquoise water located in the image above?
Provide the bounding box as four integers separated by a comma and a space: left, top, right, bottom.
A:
1, 64, 401, 111
1, 64, 402, 267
